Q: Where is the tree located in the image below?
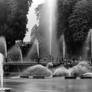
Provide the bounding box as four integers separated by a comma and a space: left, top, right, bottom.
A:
57, 0, 92, 57
67, 0, 92, 57
0, 0, 32, 49
68, 0, 89, 42
57, 0, 81, 57
57, 0, 81, 39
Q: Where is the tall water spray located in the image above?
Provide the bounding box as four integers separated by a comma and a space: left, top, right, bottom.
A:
83, 29, 92, 59
0, 50, 10, 91
25, 0, 58, 58
26, 39, 39, 61
59, 35, 66, 58
90, 29, 92, 58
0, 37, 11, 91
35, 39, 39, 57
0, 53, 4, 89
24, 0, 45, 58
62, 35, 66, 58
63, 35, 66, 58
47, 0, 58, 56
18, 47, 23, 63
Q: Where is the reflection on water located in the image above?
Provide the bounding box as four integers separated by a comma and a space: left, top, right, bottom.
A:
3, 78, 92, 92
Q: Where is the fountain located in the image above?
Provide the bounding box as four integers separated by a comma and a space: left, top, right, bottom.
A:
62, 35, 66, 58
25, 0, 58, 59
46, 0, 58, 57
26, 39, 40, 61
25, 39, 39, 61
24, 0, 46, 59
7, 45, 23, 62
83, 29, 92, 60
0, 37, 11, 91
15, 40, 23, 63
17, 46, 23, 63
0, 53, 11, 91
0, 37, 7, 58
35, 39, 39, 57
90, 29, 92, 58
0, 53, 4, 90
60, 34, 66, 58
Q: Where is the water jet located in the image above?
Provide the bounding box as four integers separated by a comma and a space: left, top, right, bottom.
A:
35, 39, 39, 57
0, 53, 11, 92
60, 34, 66, 59
46, 0, 58, 58
83, 29, 92, 60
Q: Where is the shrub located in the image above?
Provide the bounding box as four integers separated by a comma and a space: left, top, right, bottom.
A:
20, 64, 52, 78
53, 67, 68, 77
70, 61, 90, 76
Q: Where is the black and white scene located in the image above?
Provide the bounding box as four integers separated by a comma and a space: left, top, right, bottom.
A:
0, 0, 92, 92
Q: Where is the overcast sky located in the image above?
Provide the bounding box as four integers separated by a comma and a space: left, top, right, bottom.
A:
23, 0, 45, 42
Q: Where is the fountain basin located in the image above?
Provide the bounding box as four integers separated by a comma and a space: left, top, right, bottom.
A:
80, 76, 92, 79
20, 75, 45, 79
33, 76, 45, 79
0, 88, 11, 92
65, 76, 77, 79
20, 75, 29, 78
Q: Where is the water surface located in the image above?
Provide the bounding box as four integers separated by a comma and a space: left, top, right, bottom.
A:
3, 78, 92, 92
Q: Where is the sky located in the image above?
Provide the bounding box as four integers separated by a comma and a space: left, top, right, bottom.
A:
23, 0, 45, 42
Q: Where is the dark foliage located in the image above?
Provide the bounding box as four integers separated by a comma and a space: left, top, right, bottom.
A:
57, 0, 92, 57
0, 0, 32, 49
57, 0, 81, 39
